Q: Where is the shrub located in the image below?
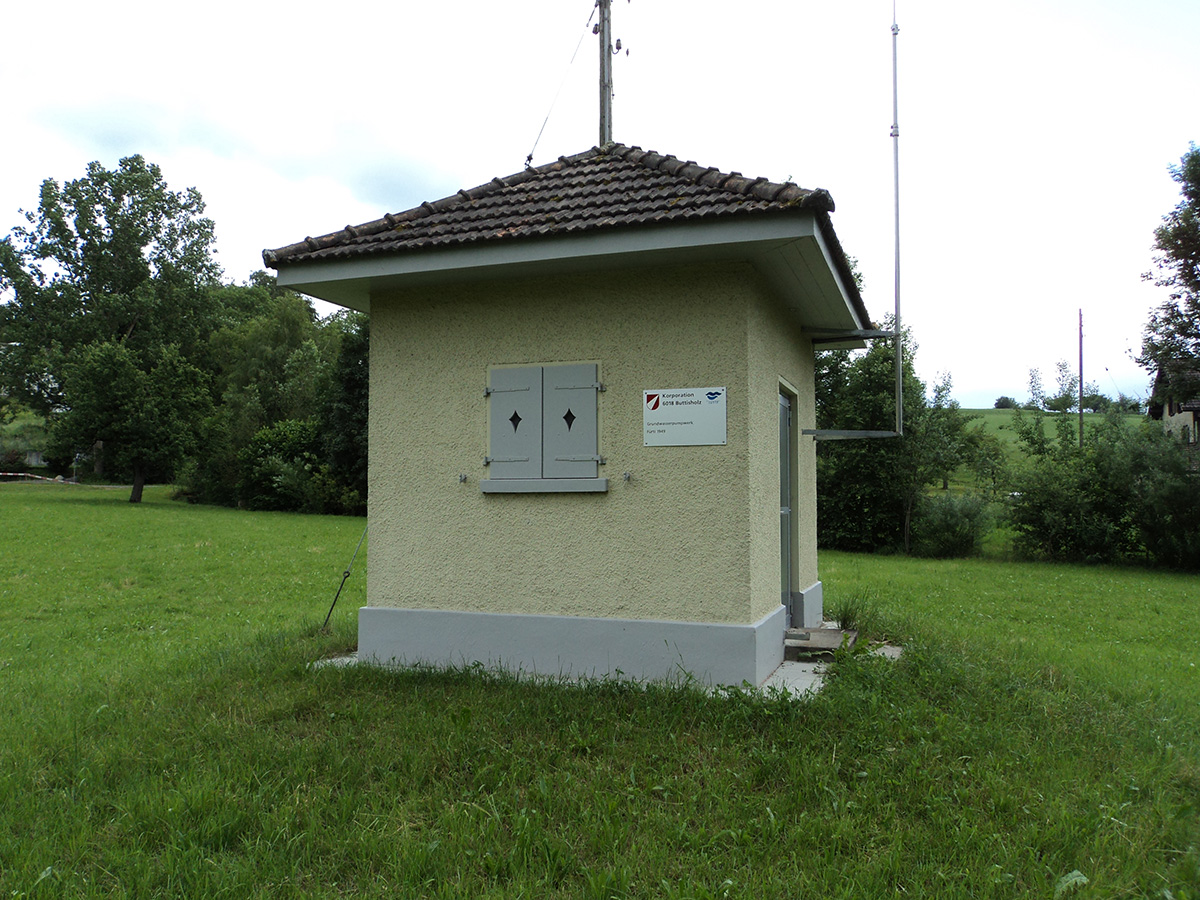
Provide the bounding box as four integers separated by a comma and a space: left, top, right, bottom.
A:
233, 417, 365, 516
910, 492, 990, 558
1118, 421, 1200, 569
1008, 408, 1200, 568
1009, 456, 1138, 563
173, 409, 242, 505
238, 418, 322, 511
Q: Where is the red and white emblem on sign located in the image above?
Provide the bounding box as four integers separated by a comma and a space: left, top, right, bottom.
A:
645, 393, 660, 411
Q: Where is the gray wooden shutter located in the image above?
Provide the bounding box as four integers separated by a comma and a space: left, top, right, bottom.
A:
488, 366, 542, 479
542, 363, 599, 478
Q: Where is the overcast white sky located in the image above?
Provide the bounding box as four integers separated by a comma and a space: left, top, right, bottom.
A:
3, 0, 1197, 407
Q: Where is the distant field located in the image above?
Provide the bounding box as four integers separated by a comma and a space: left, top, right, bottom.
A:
961, 407, 1145, 448
949, 409, 1148, 499
0, 410, 48, 465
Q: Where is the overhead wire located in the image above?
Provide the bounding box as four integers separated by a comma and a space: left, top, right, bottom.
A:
525, 4, 599, 169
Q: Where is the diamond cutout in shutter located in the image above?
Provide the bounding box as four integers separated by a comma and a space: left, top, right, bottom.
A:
563, 408, 576, 431
509, 411, 522, 431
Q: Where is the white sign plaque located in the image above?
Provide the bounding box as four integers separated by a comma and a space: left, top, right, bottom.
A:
643, 387, 728, 446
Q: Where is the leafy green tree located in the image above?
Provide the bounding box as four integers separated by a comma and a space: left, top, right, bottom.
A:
179, 284, 366, 515
1140, 144, 1200, 400
321, 311, 369, 513
50, 344, 211, 501
816, 325, 977, 553
1120, 419, 1200, 568
1115, 392, 1144, 414
1009, 405, 1135, 563
0, 156, 223, 501
0, 156, 220, 416
208, 291, 333, 437
1042, 360, 1079, 414
1080, 383, 1111, 413
963, 426, 1008, 500
994, 396, 1018, 409
185, 289, 340, 505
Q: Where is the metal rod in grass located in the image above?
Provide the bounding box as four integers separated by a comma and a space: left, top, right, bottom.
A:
323, 524, 368, 631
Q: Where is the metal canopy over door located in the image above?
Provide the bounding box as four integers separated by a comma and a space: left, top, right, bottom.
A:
779, 392, 794, 624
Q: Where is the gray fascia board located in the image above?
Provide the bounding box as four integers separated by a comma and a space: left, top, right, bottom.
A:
808, 224, 867, 332
275, 216, 863, 330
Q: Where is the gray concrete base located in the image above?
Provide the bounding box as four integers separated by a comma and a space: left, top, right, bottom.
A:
357, 604, 788, 687
796, 581, 824, 629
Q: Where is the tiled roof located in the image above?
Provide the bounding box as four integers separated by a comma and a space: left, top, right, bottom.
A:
264, 143, 842, 269
1153, 367, 1200, 405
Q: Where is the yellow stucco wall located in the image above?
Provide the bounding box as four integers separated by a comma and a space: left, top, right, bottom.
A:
1161, 404, 1199, 444
746, 287, 819, 621
368, 262, 816, 626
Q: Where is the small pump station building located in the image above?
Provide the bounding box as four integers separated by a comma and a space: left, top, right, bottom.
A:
265, 143, 873, 686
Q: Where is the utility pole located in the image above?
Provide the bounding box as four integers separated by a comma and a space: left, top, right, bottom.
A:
598, 0, 613, 145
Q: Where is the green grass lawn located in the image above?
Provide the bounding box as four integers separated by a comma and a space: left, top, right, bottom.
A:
822, 550, 1200, 736
2, 485, 1198, 898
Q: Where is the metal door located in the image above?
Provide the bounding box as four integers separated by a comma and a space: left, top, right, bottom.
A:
779, 393, 793, 624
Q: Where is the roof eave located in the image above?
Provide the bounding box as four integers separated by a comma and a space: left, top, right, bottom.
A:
275, 213, 869, 333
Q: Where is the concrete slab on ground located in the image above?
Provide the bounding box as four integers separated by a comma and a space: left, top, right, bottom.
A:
784, 626, 856, 661
759, 660, 826, 696
762, 639, 904, 698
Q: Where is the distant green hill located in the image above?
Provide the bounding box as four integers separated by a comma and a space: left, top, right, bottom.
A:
962, 408, 1145, 448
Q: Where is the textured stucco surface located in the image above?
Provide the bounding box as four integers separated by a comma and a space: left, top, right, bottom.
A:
1161, 405, 1199, 444
746, 285, 819, 621
368, 262, 814, 626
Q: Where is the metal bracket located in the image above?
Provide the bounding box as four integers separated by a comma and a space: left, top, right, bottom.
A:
553, 382, 605, 391
554, 455, 606, 464
483, 456, 531, 466
802, 430, 901, 441
806, 328, 896, 345
484, 385, 532, 397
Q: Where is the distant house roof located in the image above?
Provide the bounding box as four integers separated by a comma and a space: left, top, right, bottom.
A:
264, 142, 870, 332
1150, 366, 1200, 418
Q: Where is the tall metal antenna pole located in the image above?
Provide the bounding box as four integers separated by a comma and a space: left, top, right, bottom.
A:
599, 0, 613, 145
891, 18, 903, 436
1078, 309, 1084, 448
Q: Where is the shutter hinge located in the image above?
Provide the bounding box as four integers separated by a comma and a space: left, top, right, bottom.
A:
553, 382, 605, 392
554, 455, 606, 464
484, 385, 532, 397
483, 456, 531, 466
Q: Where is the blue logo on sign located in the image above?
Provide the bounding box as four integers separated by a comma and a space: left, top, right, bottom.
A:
706, 391, 723, 401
